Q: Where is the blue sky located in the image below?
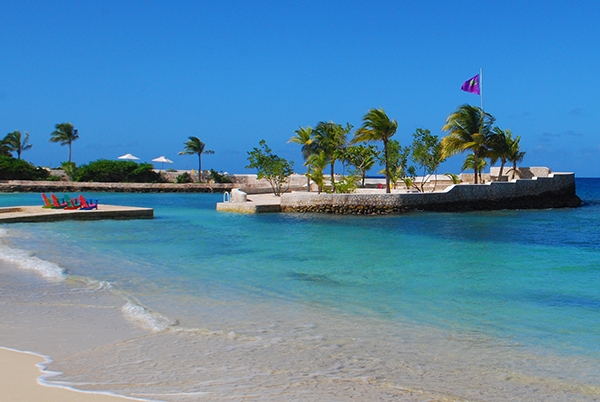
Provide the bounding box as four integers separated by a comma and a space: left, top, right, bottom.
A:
2, 1, 599, 176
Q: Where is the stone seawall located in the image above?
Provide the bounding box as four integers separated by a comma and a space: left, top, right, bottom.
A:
281, 173, 582, 215
0, 181, 235, 193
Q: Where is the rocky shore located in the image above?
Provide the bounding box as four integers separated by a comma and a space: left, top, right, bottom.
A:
281, 186, 581, 214
0, 181, 235, 193
280, 172, 582, 215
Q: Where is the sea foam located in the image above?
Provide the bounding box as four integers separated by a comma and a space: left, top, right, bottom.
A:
0, 346, 157, 401
0, 229, 65, 280
121, 300, 174, 332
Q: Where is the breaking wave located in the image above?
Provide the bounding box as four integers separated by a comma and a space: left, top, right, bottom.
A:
121, 300, 176, 332
0, 229, 65, 280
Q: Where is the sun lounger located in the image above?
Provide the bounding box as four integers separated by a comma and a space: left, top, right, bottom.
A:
50, 194, 69, 209
78, 195, 98, 210
41, 194, 54, 208
63, 194, 81, 210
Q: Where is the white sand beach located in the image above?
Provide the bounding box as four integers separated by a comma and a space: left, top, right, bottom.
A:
0, 347, 148, 402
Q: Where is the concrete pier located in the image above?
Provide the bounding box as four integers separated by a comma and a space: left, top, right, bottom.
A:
0, 205, 154, 223
281, 172, 581, 214
216, 193, 282, 213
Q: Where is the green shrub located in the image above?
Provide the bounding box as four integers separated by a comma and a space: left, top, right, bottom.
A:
75, 159, 160, 183
61, 161, 78, 181
132, 163, 163, 182
0, 155, 50, 180
332, 175, 359, 193
176, 172, 193, 183
210, 169, 231, 183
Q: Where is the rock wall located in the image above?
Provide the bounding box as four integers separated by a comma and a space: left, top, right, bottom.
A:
0, 181, 235, 193
281, 173, 582, 214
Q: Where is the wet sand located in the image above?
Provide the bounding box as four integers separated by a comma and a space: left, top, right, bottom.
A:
0, 347, 150, 402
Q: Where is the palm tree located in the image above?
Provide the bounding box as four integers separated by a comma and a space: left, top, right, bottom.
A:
179, 137, 214, 180
462, 154, 487, 182
350, 108, 397, 193
488, 127, 508, 177
50, 123, 79, 163
306, 151, 328, 194
346, 144, 378, 187
288, 126, 314, 160
3, 131, 32, 159
507, 135, 526, 180
488, 127, 514, 177
313, 121, 351, 188
441, 105, 494, 184
0, 140, 11, 157
288, 126, 314, 191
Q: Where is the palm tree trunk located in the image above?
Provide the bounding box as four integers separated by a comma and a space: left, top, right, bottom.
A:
384, 139, 391, 193
499, 160, 505, 177
68, 141, 72, 163
473, 153, 479, 184
198, 153, 203, 182
330, 162, 335, 190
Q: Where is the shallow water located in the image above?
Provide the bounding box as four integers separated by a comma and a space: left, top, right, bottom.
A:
1, 179, 600, 401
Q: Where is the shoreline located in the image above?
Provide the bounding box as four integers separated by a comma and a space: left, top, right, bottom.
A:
0, 249, 445, 402
0, 180, 235, 193
0, 347, 156, 402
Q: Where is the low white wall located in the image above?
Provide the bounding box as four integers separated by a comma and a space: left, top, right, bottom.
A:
489, 166, 551, 179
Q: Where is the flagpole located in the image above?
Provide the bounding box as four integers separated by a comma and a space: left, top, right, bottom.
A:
479, 67, 483, 184
480, 67, 483, 112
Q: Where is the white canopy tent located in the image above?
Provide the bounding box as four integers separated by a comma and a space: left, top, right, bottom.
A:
152, 156, 173, 170
117, 153, 140, 161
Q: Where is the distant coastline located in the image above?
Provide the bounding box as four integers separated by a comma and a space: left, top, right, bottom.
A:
0, 180, 235, 193
1, 168, 583, 214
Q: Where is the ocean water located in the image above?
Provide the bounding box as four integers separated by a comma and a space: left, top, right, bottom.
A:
1, 179, 600, 401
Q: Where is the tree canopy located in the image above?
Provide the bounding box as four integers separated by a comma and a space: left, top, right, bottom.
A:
179, 136, 214, 180
4, 131, 32, 160
411, 129, 443, 192
313, 121, 352, 187
246, 140, 294, 196
351, 108, 397, 193
50, 122, 79, 163
441, 105, 494, 184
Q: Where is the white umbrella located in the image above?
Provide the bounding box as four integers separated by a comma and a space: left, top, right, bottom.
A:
152, 156, 173, 170
118, 153, 140, 161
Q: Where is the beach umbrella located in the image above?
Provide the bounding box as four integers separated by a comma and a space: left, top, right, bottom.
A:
118, 153, 140, 161
152, 156, 173, 170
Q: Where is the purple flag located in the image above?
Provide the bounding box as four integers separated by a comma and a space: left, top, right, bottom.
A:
461, 74, 480, 95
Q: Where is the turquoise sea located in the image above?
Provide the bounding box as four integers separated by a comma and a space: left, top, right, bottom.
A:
1, 179, 600, 401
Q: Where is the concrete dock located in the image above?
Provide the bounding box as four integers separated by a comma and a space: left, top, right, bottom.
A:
0, 205, 154, 223
216, 170, 581, 215
216, 193, 282, 213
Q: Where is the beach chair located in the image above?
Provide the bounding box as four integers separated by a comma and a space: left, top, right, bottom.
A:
63, 194, 81, 210
41, 194, 54, 208
78, 195, 98, 210
50, 194, 69, 209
